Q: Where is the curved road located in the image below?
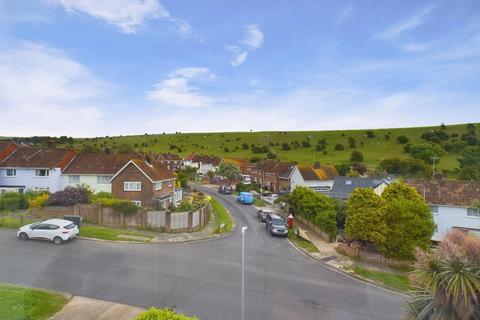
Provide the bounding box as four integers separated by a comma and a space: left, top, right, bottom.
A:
0, 186, 404, 320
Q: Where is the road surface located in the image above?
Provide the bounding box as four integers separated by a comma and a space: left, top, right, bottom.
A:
0, 186, 405, 320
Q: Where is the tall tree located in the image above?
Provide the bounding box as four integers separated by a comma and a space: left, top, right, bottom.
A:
217, 162, 242, 181
458, 147, 480, 181
345, 188, 388, 248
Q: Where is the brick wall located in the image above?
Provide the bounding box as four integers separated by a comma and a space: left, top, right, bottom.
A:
111, 162, 154, 207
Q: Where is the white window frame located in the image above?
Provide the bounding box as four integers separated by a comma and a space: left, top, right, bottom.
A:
467, 208, 480, 218
168, 180, 173, 187
155, 181, 162, 190
5, 169, 16, 177
132, 200, 141, 206
68, 175, 80, 183
97, 175, 111, 184
35, 169, 49, 177
124, 182, 141, 191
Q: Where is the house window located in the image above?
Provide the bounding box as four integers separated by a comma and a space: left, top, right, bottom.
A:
132, 200, 141, 206
467, 208, 480, 218
68, 175, 80, 183
168, 180, 173, 187
124, 182, 141, 191
5, 169, 16, 177
35, 169, 49, 177
155, 182, 162, 190
430, 205, 439, 214
434, 224, 438, 232
97, 176, 110, 183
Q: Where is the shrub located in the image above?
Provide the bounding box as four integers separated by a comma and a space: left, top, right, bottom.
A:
281, 142, 291, 151
94, 197, 140, 215
175, 200, 193, 212
28, 194, 50, 209
421, 130, 449, 143
0, 192, 29, 211
348, 137, 356, 148
335, 163, 349, 176
242, 142, 249, 150
350, 150, 364, 162
334, 144, 344, 151
301, 140, 311, 148
409, 143, 444, 164
266, 151, 277, 159
351, 162, 367, 175
236, 183, 253, 193
365, 130, 375, 138
396, 135, 409, 144
136, 307, 199, 320
379, 158, 427, 177
48, 187, 89, 206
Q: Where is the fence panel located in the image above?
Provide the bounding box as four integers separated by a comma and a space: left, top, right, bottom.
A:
192, 211, 200, 228
147, 211, 166, 228
171, 212, 189, 230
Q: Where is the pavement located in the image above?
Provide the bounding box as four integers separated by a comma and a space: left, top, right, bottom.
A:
0, 186, 405, 320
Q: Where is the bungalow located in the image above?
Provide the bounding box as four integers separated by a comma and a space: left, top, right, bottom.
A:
251, 160, 302, 194
62, 153, 130, 193
156, 153, 182, 171
406, 179, 480, 241
297, 163, 338, 193
0, 147, 76, 193
110, 159, 177, 209
327, 177, 391, 200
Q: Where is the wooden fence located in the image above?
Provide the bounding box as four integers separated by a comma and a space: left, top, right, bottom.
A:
336, 243, 412, 268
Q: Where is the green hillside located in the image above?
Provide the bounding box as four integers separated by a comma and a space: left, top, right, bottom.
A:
59, 122, 478, 174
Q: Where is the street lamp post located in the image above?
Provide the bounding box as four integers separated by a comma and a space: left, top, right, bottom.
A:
241, 226, 248, 320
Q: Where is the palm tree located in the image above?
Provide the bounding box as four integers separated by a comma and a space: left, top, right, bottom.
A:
406, 230, 480, 320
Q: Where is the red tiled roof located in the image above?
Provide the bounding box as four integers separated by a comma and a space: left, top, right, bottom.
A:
254, 160, 296, 178
157, 153, 182, 161
406, 179, 480, 207
186, 154, 221, 166
63, 153, 131, 174
0, 142, 17, 163
0, 148, 75, 170
131, 159, 176, 181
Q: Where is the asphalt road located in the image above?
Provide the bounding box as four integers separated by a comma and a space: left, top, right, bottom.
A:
0, 186, 405, 320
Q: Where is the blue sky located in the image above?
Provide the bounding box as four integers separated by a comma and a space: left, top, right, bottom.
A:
0, 0, 479, 137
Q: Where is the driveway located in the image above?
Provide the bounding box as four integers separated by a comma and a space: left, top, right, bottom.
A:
0, 186, 405, 320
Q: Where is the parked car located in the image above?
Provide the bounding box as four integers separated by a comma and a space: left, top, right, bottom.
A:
257, 209, 273, 222
17, 219, 79, 245
265, 213, 288, 237
237, 192, 254, 204
218, 185, 233, 194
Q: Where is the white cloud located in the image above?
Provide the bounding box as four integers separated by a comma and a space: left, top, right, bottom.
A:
146, 67, 215, 108
402, 42, 428, 52
378, 4, 435, 39
47, 0, 190, 34
0, 42, 106, 136
240, 24, 264, 49
226, 24, 264, 66
337, 4, 353, 25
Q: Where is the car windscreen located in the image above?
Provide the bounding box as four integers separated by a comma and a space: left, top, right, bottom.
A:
272, 218, 284, 225
64, 223, 76, 230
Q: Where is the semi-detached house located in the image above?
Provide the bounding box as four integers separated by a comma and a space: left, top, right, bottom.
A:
251, 160, 302, 194
0, 147, 75, 193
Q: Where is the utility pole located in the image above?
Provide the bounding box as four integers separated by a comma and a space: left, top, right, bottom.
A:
241, 226, 248, 320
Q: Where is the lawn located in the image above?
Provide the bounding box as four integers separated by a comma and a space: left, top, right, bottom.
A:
352, 267, 410, 292
209, 197, 233, 234
0, 217, 33, 229
288, 229, 320, 253
253, 197, 267, 207
0, 283, 68, 320
79, 225, 154, 242
57, 122, 479, 173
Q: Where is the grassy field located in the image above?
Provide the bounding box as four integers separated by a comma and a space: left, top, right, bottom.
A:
288, 229, 320, 253
352, 267, 410, 292
59, 122, 479, 171
209, 197, 233, 234
0, 283, 68, 320
78, 225, 154, 242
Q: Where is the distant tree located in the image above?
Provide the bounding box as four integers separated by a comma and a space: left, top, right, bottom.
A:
334, 144, 345, 151
281, 142, 291, 151
421, 130, 449, 143
266, 151, 277, 159
217, 163, 241, 181
365, 130, 375, 138
345, 188, 388, 248
117, 143, 135, 154
351, 162, 367, 175
409, 143, 444, 164
384, 134, 390, 141
301, 140, 311, 148
379, 158, 427, 177
350, 150, 364, 162
440, 123, 447, 130
397, 135, 409, 144
316, 144, 325, 151
335, 163, 349, 176
348, 137, 356, 148
176, 171, 189, 188
458, 147, 480, 180
223, 147, 230, 152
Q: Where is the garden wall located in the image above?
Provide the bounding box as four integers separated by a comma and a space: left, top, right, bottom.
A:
336, 243, 412, 268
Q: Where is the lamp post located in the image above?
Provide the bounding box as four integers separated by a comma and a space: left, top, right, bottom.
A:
241, 226, 248, 320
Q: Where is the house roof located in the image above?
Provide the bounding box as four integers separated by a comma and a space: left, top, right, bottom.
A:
130, 159, 176, 182
156, 153, 182, 161
254, 160, 297, 179
0, 148, 75, 170
298, 165, 337, 181
63, 153, 130, 175
327, 177, 389, 199
298, 166, 320, 181
187, 154, 221, 166
405, 179, 480, 207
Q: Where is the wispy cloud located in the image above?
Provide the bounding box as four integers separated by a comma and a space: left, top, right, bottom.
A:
336, 4, 353, 25
0, 42, 106, 136
378, 4, 436, 39
146, 67, 215, 108
46, 0, 191, 34
226, 24, 264, 66
402, 42, 429, 52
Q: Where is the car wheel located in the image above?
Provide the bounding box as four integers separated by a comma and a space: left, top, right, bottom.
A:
19, 232, 29, 240
53, 237, 63, 245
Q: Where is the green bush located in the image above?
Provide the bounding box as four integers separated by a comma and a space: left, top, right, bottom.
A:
136, 307, 199, 320
0, 192, 28, 211
235, 183, 252, 193
175, 200, 193, 212
94, 197, 140, 215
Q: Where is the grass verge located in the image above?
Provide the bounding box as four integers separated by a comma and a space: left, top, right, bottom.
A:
253, 197, 267, 207
351, 267, 410, 292
0, 217, 33, 229
288, 229, 320, 253
0, 283, 68, 320
79, 225, 154, 242
209, 197, 233, 234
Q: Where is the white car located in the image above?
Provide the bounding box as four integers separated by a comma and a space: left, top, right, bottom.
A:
17, 219, 79, 245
